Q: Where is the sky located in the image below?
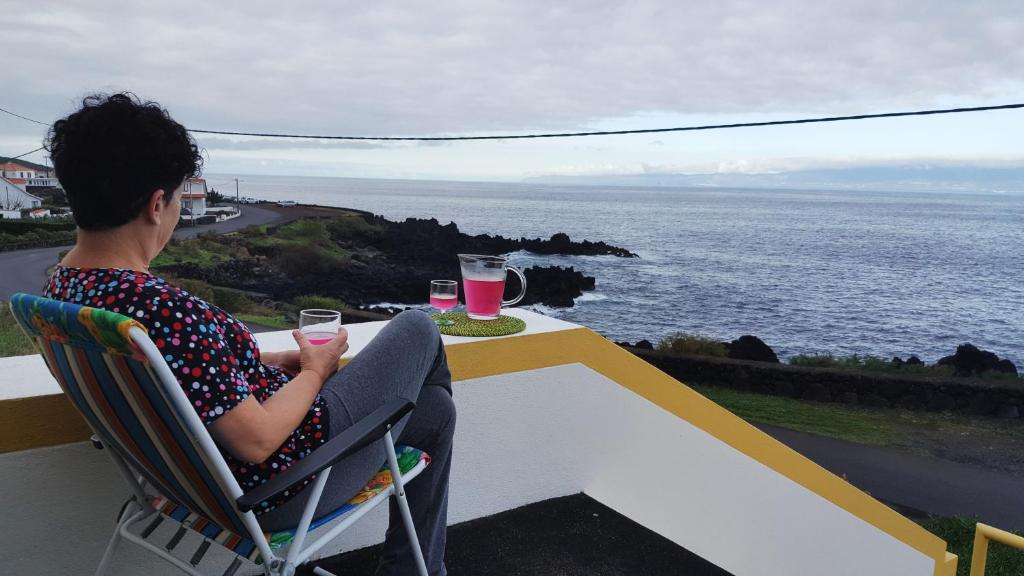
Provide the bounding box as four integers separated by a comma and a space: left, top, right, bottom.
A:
1, 0, 1023, 183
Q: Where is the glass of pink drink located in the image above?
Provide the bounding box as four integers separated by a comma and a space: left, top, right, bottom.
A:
299, 309, 341, 345
429, 280, 459, 326
458, 254, 527, 320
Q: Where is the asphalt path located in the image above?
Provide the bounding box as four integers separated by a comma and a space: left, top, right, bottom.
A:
0, 204, 282, 300
759, 423, 1024, 528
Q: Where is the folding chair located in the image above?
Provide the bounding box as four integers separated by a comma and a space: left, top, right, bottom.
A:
10, 293, 431, 576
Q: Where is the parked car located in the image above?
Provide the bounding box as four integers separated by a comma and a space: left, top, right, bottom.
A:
277, 200, 297, 207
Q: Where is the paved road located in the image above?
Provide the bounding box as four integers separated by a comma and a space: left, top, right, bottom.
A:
759, 423, 1024, 528
0, 205, 282, 300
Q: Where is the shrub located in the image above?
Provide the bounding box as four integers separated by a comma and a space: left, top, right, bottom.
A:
656, 332, 728, 357
275, 219, 329, 243
211, 287, 256, 314
326, 214, 383, 242
273, 245, 348, 277
292, 295, 347, 311
169, 277, 214, 302
788, 354, 955, 377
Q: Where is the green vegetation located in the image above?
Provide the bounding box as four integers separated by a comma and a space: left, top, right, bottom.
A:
236, 313, 292, 330
292, 294, 347, 311
695, 385, 889, 445
788, 353, 1021, 381
152, 234, 245, 270
789, 353, 954, 377
161, 218, 365, 279
693, 384, 1024, 452
0, 219, 76, 234
0, 302, 35, 357
0, 219, 77, 251
657, 332, 728, 357
920, 516, 1024, 576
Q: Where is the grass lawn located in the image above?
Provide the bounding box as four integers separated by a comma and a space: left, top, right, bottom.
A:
236, 313, 293, 330
921, 516, 1024, 576
693, 385, 1024, 457
0, 302, 35, 357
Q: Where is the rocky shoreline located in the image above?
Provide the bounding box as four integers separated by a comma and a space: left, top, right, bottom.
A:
156, 206, 633, 310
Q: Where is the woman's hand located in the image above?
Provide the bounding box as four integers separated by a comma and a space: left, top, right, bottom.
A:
292, 328, 349, 383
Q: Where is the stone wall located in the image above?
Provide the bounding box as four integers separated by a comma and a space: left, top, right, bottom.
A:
628, 348, 1024, 419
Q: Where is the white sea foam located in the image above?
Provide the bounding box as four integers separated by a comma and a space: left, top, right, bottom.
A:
522, 304, 561, 317
575, 292, 608, 303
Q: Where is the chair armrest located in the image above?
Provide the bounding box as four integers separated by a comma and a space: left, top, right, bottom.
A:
236, 398, 415, 513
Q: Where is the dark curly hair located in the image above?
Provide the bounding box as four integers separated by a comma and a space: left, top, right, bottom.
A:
46, 92, 203, 230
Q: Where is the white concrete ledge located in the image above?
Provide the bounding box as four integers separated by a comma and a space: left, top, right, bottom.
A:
1, 308, 580, 401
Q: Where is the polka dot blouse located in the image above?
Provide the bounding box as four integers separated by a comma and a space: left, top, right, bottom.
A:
45, 266, 329, 515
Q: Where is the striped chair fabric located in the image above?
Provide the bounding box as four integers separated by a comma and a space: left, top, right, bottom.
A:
9, 293, 428, 566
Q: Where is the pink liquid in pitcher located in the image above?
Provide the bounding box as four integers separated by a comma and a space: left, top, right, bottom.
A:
306, 332, 335, 346
430, 294, 458, 311
464, 278, 505, 317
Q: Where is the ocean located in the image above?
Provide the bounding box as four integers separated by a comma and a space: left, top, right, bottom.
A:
210, 174, 1024, 366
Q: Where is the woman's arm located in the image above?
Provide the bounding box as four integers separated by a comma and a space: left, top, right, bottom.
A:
209, 329, 348, 463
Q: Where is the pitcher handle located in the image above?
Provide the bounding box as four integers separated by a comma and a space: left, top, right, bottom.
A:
502, 266, 527, 307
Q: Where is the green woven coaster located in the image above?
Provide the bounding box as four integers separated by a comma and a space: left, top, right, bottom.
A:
430, 312, 526, 337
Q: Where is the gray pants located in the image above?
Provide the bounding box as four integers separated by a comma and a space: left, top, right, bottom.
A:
259, 310, 455, 576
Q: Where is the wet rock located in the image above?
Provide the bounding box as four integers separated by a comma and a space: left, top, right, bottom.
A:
724, 335, 779, 363
517, 266, 596, 307
937, 344, 1019, 377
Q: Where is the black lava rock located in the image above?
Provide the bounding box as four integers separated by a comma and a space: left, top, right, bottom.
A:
724, 335, 779, 363
517, 266, 596, 307
937, 344, 1019, 377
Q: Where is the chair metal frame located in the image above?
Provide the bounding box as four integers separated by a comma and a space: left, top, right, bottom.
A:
13, 294, 430, 576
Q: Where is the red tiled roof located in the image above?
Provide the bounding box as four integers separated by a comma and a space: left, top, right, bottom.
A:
0, 161, 35, 172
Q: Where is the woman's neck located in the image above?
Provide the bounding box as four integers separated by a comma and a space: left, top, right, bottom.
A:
60, 227, 153, 273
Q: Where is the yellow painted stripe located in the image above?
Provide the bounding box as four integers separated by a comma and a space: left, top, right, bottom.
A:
0, 394, 92, 453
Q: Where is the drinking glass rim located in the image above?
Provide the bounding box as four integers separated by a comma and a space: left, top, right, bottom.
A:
299, 308, 341, 318
457, 253, 507, 263
430, 279, 458, 286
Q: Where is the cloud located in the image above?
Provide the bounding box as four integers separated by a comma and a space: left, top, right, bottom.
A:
1, 0, 1022, 141
540, 154, 1024, 177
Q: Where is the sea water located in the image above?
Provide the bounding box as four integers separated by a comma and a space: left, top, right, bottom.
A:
215, 174, 1024, 365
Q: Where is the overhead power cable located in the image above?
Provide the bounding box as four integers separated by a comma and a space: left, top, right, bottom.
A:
1, 101, 1022, 141
9, 146, 46, 159
184, 103, 1024, 141
0, 106, 49, 126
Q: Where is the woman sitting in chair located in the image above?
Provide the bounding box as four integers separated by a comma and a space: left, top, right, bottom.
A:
43, 93, 454, 576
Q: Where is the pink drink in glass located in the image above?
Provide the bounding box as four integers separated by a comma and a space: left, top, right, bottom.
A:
429, 294, 458, 311
463, 278, 505, 317
306, 332, 335, 346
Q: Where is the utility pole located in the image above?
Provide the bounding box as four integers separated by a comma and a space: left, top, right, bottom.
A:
235, 178, 239, 203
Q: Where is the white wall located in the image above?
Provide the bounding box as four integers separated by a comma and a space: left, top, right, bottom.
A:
2, 179, 42, 209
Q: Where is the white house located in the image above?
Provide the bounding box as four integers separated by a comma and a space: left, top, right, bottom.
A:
1, 176, 42, 211
181, 177, 207, 217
